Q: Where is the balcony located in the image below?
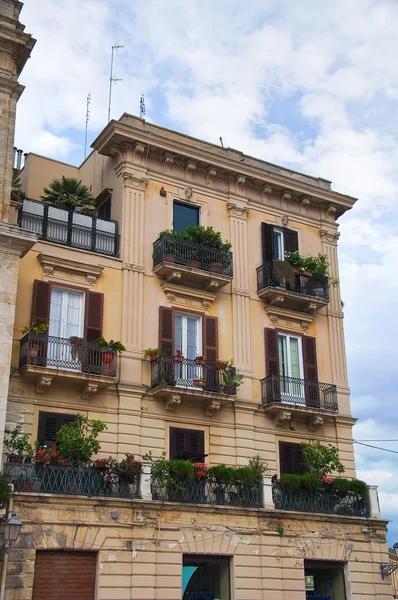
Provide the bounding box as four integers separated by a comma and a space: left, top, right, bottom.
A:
19, 333, 118, 398
19, 199, 119, 257
4, 462, 139, 499
149, 356, 236, 414
153, 236, 233, 291
257, 261, 329, 311
272, 478, 370, 517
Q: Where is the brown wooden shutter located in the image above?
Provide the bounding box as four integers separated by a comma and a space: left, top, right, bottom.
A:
303, 336, 318, 381
169, 427, 205, 460
279, 441, 305, 475
84, 291, 103, 342
37, 412, 76, 446
283, 228, 299, 254
261, 223, 274, 264
32, 551, 97, 600
159, 307, 174, 356
31, 280, 51, 327
203, 316, 218, 364
264, 328, 279, 375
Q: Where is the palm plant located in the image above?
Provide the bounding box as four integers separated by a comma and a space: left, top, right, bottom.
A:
40, 176, 96, 213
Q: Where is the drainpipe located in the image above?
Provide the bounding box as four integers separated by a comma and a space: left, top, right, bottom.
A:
0, 486, 14, 600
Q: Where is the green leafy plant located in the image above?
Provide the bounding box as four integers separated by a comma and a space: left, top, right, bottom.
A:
207, 464, 236, 485
11, 177, 26, 203
4, 425, 34, 458
95, 337, 126, 352
158, 226, 231, 251
280, 473, 302, 491
56, 414, 106, 466
168, 459, 194, 479
20, 321, 49, 335
158, 370, 176, 386
276, 523, 284, 536
234, 467, 256, 484
0, 474, 10, 507
40, 176, 96, 213
300, 472, 322, 492
143, 348, 161, 360
301, 441, 345, 478
285, 251, 339, 287
247, 455, 269, 483
220, 359, 244, 390
119, 453, 142, 477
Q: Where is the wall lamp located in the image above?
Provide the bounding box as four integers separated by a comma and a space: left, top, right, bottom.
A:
0, 513, 23, 559
381, 543, 398, 579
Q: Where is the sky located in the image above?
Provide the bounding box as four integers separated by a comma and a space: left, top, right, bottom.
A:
15, 0, 398, 544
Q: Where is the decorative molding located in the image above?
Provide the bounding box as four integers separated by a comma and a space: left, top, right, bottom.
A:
123, 262, 145, 273
36, 376, 52, 394
236, 176, 246, 195
201, 300, 211, 312
205, 400, 221, 416
325, 204, 337, 222
206, 168, 217, 186
269, 295, 285, 306
38, 254, 104, 287
300, 197, 311, 215
281, 191, 291, 209
166, 271, 182, 283
265, 306, 314, 333
281, 215, 289, 226
261, 185, 272, 204
227, 202, 250, 219
320, 228, 340, 243
166, 293, 176, 304
122, 174, 149, 190
184, 187, 194, 199
301, 322, 310, 334
161, 282, 216, 312
305, 303, 318, 314
309, 415, 324, 430
82, 383, 98, 400
185, 162, 197, 181
232, 287, 251, 298
134, 143, 146, 164
164, 153, 174, 173
206, 280, 219, 292
165, 393, 181, 411
274, 410, 291, 427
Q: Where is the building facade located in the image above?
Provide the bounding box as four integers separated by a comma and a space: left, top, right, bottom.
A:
2, 114, 394, 600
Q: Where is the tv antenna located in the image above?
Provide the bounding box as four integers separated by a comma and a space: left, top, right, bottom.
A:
84, 93, 91, 159
108, 44, 124, 123
219, 136, 224, 148
140, 94, 146, 118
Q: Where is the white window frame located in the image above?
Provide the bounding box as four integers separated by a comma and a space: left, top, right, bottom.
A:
174, 312, 203, 387
273, 227, 284, 261
48, 286, 86, 372
278, 332, 304, 400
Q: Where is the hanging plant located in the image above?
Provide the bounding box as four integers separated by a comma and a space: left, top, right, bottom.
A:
272, 260, 295, 288
69, 337, 86, 362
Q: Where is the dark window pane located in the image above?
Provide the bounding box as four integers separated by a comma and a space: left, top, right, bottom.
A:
183, 555, 230, 600
173, 201, 199, 233
98, 197, 112, 220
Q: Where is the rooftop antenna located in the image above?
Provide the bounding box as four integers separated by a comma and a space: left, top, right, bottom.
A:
84, 93, 91, 159
140, 94, 146, 118
219, 136, 224, 148
108, 44, 124, 123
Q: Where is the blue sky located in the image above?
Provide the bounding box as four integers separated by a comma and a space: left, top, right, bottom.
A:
15, 0, 398, 544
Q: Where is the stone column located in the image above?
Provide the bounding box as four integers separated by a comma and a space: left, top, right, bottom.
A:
0, 223, 36, 462
111, 142, 148, 384
0, 1, 36, 222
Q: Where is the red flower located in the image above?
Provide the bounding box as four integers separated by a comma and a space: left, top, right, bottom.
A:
62, 461, 67, 467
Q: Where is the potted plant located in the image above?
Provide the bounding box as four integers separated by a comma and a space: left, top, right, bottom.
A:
193, 462, 208, 478
159, 371, 176, 386
207, 464, 235, 504
220, 359, 244, 394
215, 359, 228, 369
194, 355, 206, 366
193, 378, 206, 388
95, 337, 125, 375
158, 230, 177, 262
143, 348, 161, 362
94, 458, 108, 469
4, 425, 34, 463
119, 453, 142, 479
69, 336, 86, 362
56, 413, 106, 467
173, 349, 184, 362
20, 321, 49, 360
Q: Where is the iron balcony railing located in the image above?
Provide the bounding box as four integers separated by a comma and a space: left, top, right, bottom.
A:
19, 199, 119, 257
261, 375, 338, 412
4, 462, 139, 499
256, 261, 329, 300
152, 477, 262, 508
272, 479, 370, 517
153, 236, 233, 277
151, 356, 236, 394
19, 333, 118, 377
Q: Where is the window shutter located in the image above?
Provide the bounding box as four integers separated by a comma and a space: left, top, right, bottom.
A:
84, 292, 103, 342
203, 316, 218, 364
279, 441, 305, 475
159, 307, 174, 356
283, 228, 299, 254
264, 328, 279, 376
31, 280, 51, 327
37, 412, 76, 446
261, 223, 274, 264
169, 427, 205, 461
303, 336, 318, 381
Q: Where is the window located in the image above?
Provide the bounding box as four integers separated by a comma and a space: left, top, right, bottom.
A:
174, 312, 202, 359
170, 427, 205, 461
98, 197, 111, 220
182, 555, 230, 600
278, 332, 304, 398
304, 560, 347, 600
37, 411, 76, 447
279, 441, 306, 475
261, 223, 298, 263
49, 286, 85, 340
173, 201, 200, 233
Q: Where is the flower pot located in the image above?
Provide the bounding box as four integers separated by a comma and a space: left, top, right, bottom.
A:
188, 260, 200, 269
28, 347, 39, 359
223, 386, 235, 395
95, 459, 107, 468
193, 379, 206, 388
164, 254, 176, 263
149, 353, 159, 362
194, 469, 207, 478
195, 358, 206, 365
8, 455, 24, 463
210, 262, 223, 273
35, 457, 50, 465
102, 351, 114, 365
174, 355, 184, 362
215, 361, 227, 369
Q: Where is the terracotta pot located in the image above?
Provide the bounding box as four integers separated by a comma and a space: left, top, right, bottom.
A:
149, 353, 159, 362
28, 347, 39, 359
193, 379, 206, 388
35, 457, 50, 465
215, 361, 227, 369
102, 351, 114, 365
210, 262, 223, 273
95, 459, 107, 468
8, 455, 24, 463
223, 387, 235, 395
188, 260, 200, 269
195, 358, 206, 365
164, 254, 176, 263
174, 355, 184, 362
194, 469, 207, 478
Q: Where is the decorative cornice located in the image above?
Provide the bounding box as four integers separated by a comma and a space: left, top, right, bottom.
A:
122, 174, 149, 190
185, 161, 197, 181
38, 254, 104, 285
319, 228, 340, 243
206, 168, 217, 186
0, 222, 37, 258
163, 153, 174, 173
265, 305, 314, 333
161, 282, 216, 312
123, 262, 145, 273
227, 202, 250, 219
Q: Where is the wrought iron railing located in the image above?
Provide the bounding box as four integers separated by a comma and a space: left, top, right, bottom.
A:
151, 356, 236, 394
4, 462, 140, 499
261, 375, 338, 412
153, 236, 233, 277
19, 333, 118, 377
272, 479, 370, 517
19, 199, 119, 257
152, 477, 262, 508
256, 261, 329, 300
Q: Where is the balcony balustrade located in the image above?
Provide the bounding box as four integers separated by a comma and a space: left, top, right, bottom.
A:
19, 199, 119, 257
261, 374, 338, 413
153, 236, 233, 290
257, 261, 329, 311
272, 478, 370, 517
